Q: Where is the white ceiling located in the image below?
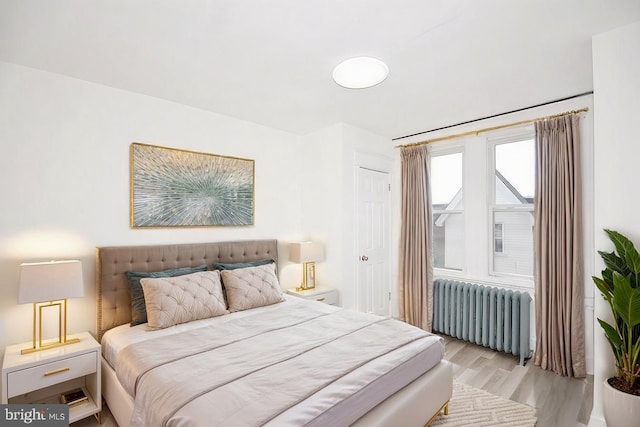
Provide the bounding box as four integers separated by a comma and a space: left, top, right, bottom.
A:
1, 0, 639, 139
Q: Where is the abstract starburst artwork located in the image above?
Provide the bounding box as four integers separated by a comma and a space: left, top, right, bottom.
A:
130, 143, 254, 227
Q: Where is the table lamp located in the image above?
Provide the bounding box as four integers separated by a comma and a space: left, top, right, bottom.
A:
18, 260, 84, 354
290, 242, 324, 291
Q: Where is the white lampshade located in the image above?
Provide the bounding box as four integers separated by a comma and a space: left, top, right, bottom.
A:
18, 260, 84, 304
290, 242, 324, 263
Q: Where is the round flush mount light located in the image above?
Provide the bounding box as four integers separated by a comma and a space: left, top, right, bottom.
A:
332, 57, 389, 89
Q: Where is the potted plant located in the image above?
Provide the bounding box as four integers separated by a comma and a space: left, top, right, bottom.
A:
593, 229, 640, 427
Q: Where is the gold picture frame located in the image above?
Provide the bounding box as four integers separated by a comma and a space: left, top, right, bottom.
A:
130, 143, 255, 227
304, 262, 316, 289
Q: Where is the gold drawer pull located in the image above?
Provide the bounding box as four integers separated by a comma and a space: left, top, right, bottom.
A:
316, 297, 326, 302
44, 367, 70, 377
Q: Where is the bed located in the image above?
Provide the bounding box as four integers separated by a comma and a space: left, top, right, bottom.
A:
96, 239, 452, 427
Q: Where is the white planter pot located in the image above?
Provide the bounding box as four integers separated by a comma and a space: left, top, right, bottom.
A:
603, 378, 640, 427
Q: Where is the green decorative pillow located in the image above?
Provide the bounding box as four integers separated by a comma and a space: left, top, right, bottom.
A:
126, 265, 208, 326
211, 259, 274, 271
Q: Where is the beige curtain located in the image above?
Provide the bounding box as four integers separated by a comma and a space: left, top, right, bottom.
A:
398, 144, 433, 331
533, 115, 586, 378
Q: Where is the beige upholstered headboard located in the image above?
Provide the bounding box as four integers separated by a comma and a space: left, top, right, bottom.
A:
96, 239, 278, 341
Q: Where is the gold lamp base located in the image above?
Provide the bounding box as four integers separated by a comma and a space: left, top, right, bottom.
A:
295, 261, 316, 291
21, 337, 80, 355
21, 299, 80, 355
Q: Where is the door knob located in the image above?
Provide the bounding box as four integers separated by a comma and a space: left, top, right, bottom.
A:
361, 255, 369, 261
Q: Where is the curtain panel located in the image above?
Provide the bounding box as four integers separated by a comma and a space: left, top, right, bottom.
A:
533, 115, 586, 378
398, 144, 433, 331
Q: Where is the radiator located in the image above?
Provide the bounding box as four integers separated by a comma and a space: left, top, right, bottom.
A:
432, 278, 532, 365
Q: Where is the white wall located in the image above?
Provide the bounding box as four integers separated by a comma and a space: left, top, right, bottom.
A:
301, 123, 395, 312
590, 20, 640, 427
0, 61, 307, 368
298, 123, 343, 295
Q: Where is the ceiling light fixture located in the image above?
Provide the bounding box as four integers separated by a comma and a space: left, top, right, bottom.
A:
332, 57, 389, 89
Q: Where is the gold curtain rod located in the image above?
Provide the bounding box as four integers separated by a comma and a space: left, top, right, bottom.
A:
395, 107, 589, 149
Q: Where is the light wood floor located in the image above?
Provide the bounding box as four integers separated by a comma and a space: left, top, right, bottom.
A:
441, 335, 593, 427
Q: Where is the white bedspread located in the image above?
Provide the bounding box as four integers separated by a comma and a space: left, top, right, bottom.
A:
103, 297, 444, 427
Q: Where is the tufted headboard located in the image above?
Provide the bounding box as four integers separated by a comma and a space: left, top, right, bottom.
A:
96, 239, 278, 341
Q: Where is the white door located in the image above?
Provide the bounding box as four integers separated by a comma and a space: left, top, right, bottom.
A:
357, 167, 390, 316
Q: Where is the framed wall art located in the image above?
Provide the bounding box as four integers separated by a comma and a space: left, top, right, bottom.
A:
130, 143, 255, 227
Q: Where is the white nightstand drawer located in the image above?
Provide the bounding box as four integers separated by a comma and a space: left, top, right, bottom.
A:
286, 287, 339, 306
7, 351, 97, 398
310, 291, 338, 305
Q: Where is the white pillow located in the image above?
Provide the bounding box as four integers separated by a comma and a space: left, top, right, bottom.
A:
220, 263, 284, 312
141, 270, 228, 329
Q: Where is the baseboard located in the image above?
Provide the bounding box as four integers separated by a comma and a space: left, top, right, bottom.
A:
588, 414, 606, 427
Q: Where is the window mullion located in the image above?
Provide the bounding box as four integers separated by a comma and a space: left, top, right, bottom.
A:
463, 137, 488, 278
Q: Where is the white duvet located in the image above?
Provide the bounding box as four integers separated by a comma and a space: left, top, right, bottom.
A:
103, 297, 443, 427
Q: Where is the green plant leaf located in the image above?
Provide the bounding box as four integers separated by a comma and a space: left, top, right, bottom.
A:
606, 229, 630, 259
598, 318, 624, 375
593, 276, 613, 299
605, 229, 640, 275
599, 250, 629, 276
597, 230, 640, 388
598, 318, 623, 348
612, 272, 640, 329
602, 268, 614, 287
625, 248, 640, 275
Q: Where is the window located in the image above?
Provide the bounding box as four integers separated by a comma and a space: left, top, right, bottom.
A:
491, 138, 534, 276
431, 151, 463, 271
429, 127, 535, 285
494, 223, 504, 254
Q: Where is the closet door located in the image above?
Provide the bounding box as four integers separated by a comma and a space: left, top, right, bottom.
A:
356, 167, 390, 316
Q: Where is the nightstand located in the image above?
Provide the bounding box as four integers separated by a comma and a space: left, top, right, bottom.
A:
1, 331, 101, 423
286, 286, 339, 306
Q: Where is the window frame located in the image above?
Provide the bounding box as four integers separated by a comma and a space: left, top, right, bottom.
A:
428, 130, 535, 291
493, 222, 504, 254
430, 143, 465, 273
487, 131, 535, 279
